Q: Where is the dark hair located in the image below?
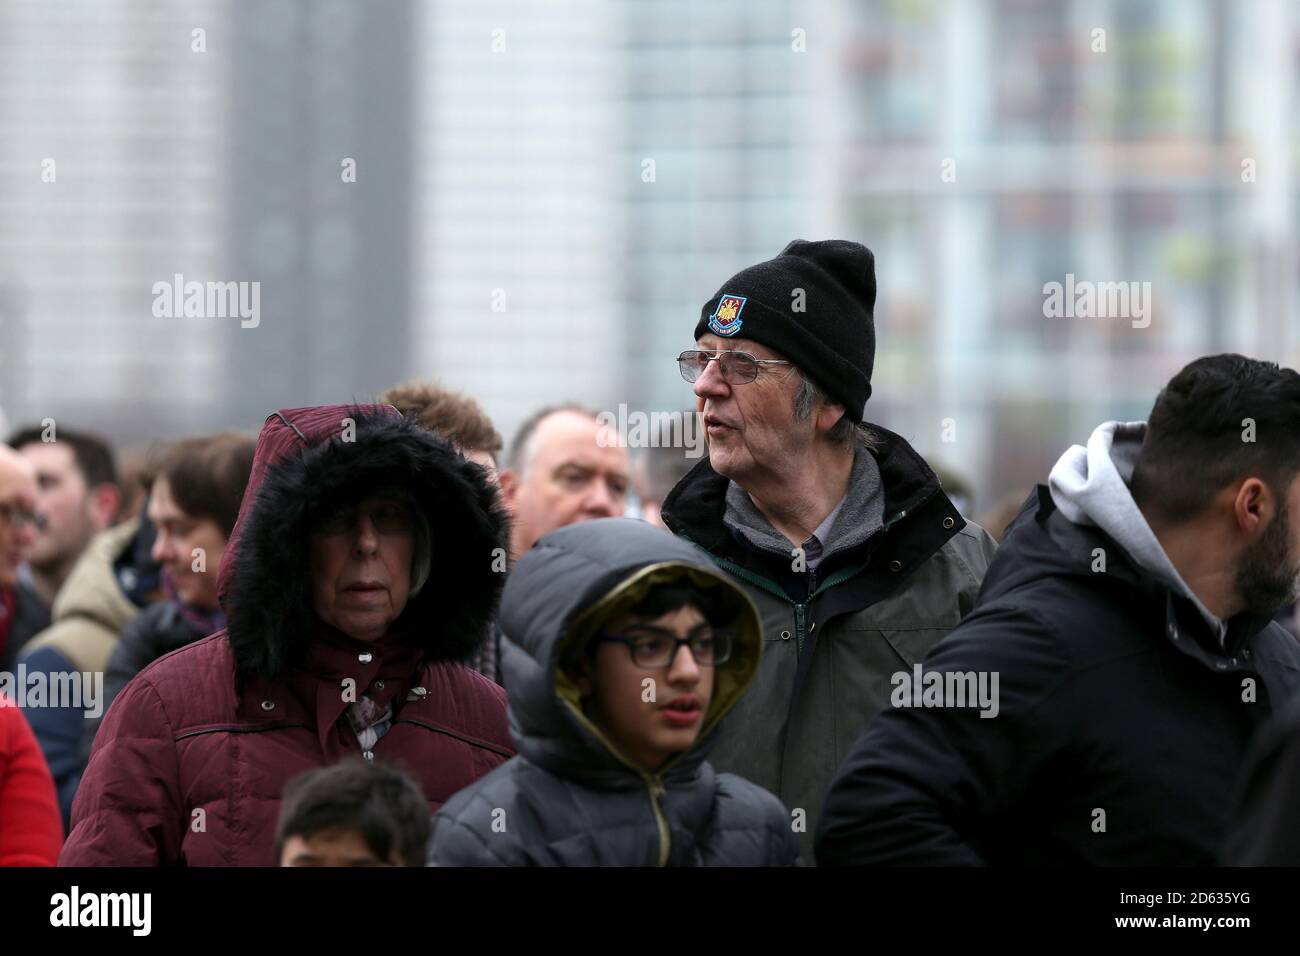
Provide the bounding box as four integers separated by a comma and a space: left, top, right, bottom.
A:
505, 403, 599, 474
379, 380, 503, 463
620, 582, 730, 627
7, 424, 118, 489
152, 433, 255, 537
275, 760, 431, 867
1131, 354, 1300, 524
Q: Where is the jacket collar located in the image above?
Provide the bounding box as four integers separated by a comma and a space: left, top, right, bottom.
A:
236, 621, 426, 752
1048, 420, 1226, 644
721, 440, 885, 561
1025, 486, 1280, 667
661, 423, 965, 585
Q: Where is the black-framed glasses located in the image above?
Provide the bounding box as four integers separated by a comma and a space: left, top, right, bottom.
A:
595, 624, 733, 668
677, 349, 795, 386
0, 503, 46, 533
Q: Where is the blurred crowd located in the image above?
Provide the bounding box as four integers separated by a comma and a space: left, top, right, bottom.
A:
2, 239, 1300, 867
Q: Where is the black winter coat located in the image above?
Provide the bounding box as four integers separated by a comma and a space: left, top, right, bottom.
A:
816, 486, 1300, 866
103, 600, 208, 718
1222, 693, 1300, 864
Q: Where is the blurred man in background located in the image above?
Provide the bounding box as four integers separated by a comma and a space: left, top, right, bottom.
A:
111, 448, 156, 529
635, 429, 697, 529
463, 405, 631, 685
381, 380, 507, 680
498, 405, 631, 562
380, 379, 503, 480
19, 481, 161, 828
0, 445, 46, 669
7, 426, 121, 616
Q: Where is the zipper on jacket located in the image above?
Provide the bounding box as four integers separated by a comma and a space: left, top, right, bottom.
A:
559, 685, 679, 866
794, 603, 808, 655
645, 775, 670, 866
709, 550, 868, 656
709, 553, 793, 605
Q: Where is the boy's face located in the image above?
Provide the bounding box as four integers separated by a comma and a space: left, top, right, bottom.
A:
577, 604, 716, 773
280, 827, 403, 867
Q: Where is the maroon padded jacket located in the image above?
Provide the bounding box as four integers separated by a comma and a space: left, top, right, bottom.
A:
61, 404, 513, 866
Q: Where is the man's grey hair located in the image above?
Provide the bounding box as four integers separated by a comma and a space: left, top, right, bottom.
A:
792, 373, 879, 449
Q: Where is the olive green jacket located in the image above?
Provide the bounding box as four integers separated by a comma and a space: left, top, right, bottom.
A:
661, 427, 996, 860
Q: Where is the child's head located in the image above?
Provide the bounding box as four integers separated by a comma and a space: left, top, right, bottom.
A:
569, 580, 734, 773
276, 759, 430, 867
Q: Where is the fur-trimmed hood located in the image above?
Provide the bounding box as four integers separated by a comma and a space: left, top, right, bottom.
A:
217, 404, 509, 679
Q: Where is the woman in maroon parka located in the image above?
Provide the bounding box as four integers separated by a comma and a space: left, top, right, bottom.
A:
61, 404, 514, 865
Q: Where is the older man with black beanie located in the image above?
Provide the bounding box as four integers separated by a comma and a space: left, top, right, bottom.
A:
660, 239, 997, 861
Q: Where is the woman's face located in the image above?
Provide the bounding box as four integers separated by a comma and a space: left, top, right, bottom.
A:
148, 475, 230, 611
308, 490, 417, 642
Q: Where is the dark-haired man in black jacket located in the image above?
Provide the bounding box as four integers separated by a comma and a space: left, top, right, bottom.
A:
817, 353, 1300, 866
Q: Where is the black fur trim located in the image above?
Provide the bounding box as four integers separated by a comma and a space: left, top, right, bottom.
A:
224, 409, 510, 678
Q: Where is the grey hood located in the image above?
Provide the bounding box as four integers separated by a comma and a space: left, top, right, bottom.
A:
1048, 420, 1226, 644
497, 517, 763, 789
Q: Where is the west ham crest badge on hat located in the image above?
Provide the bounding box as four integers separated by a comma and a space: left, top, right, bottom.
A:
707, 294, 747, 336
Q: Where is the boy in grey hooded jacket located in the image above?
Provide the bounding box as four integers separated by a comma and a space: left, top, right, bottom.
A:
428, 517, 799, 866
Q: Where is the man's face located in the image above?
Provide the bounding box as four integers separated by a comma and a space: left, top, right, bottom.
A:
577, 604, 716, 772
148, 475, 230, 611
691, 333, 810, 483
280, 827, 402, 867
0, 449, 39, 589
308, 489, 416, 642
17, 442, 101, 570
1236, 475, 1300, 615
500, 412, 630, 558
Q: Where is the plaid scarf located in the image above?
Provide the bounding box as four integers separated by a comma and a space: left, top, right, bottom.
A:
345, 694, 394, 751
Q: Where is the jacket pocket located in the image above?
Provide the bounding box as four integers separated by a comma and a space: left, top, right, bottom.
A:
830, 626, 955, 763
880, 627, 951, 668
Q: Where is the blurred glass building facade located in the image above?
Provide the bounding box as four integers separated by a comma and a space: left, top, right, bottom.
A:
1, 0, 1297, 511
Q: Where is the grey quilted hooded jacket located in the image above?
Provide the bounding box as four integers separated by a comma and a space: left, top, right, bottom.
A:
427, 517, 799, 866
